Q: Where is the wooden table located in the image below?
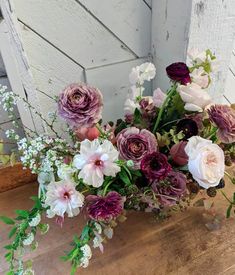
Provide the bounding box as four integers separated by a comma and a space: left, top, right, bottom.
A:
0, 181, 235, 275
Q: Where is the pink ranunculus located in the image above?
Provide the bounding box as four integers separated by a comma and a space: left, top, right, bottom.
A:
116, 127, 158, 169
170, 141, 188, 166
58, 83, 103, 128
140, 152, 172, 181
153, 88, 166, 108
208, 104, 235, 144
75, 127, 100, 141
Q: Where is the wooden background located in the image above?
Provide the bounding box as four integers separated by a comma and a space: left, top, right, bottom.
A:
0, 177, 235, 275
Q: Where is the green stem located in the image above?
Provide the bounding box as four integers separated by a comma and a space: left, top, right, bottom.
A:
221, 191, 234, 204
103, 179, 114, 196
224, 171, 235, 184
205, 127, 217, 139
152, 84, 177, 134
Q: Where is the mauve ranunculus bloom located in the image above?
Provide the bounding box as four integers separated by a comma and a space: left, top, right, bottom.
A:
208, 104, 235, 144
117, 127, 158, 169
140, 152, 171, 181
58, 83, 103, 127
166, 62, 191, 85
86, 191, 124, 221
170, 141, 188, 166
152, 171, 187, 206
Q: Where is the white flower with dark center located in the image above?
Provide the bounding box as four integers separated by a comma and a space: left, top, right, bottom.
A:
44, 180, 84, 218
73, 139, 120, 188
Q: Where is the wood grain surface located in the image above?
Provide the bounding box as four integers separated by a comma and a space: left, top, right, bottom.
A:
0, 163, 36, 193
0, 177, 235, 275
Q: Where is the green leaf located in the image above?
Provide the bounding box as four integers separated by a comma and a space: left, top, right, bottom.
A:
8, 226, 17, 239
226, 204, 232, 218
0, 216, 15, 225
6, 271, 14, 275
119, 169, 131, 186
4, 244, 13, 250
131, 170, 142, 177
15, 209, 29, 218
133, 108, 142, 125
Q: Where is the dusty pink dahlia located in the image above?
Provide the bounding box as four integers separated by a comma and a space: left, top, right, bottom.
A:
58, 83, 103, 127
86, 192, 124, 221
208, 104, 235, 144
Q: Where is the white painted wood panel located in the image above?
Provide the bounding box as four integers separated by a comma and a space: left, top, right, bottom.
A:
224, 70, 235, 103
78, 0, 151, 57
86, 58, 150, 123
187, 0, 235, 102
12, 0, 135, 68
151, 0, 192, 91
18, 23, 84, 98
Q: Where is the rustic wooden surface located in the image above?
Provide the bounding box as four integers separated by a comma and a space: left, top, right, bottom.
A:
0, 163, 36, 193
0, 179, 235, 275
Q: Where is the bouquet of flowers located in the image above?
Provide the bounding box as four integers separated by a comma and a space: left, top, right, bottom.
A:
0, 49, 235, 275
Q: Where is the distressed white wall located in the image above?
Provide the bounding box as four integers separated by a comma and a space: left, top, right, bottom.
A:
0, 0, 152, 136
152, 0, 235, 103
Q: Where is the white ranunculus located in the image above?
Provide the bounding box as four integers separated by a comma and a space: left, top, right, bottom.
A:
177, 82, 212, 112
44, 180, 84, 218
185, 136, 225, 189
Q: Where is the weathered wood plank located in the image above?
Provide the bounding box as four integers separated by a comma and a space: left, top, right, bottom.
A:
151, 0, 192, 92
86, 58, 150, 123
0, 18, 41, 134
187, 0, 235, 102
224, 69, 235, 103
0, 163, 36, 193
12, 0, 135, 68
78, 0, 151, 57
0, 175, 234, 274
18, 22, 85, 136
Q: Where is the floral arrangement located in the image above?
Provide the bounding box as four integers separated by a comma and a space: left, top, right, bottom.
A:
0, 49, 235, 275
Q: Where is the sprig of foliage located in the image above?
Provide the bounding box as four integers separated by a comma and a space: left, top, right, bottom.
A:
0, 196, 48, 274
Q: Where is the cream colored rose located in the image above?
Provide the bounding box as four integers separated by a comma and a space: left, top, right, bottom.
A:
177, 82, 212, 112
185, 136, 225, 189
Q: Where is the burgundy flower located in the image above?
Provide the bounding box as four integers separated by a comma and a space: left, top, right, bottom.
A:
208, 104, 235, 144
58, 83, 103, 127
152, 171, 187, 206
86, 191, 124, 221
140, 152, 171, 181
166, 62, 191, 85
176, 118, 198, 140
117, 127, 158, 169
170, 141, 188, 166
